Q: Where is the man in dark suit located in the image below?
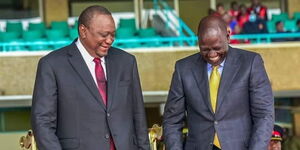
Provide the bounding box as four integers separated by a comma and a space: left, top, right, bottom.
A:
31, 5, 150, 150
163, 15, 274, 150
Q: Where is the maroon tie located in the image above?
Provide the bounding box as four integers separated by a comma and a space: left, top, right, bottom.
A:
93, 58, 116, 150
93, 58, 107, 105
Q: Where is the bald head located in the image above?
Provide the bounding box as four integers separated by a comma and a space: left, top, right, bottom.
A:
197, 15, 230, 66
197, 15, 228, 38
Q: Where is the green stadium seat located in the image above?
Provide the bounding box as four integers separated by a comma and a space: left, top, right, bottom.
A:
138, 28, 161, 47
51, 21, 69, 37
266, 20, 276, 33
5, 22, 23, 38
119, 18, 136, 31
272, 13, 289, 22
115, 27, 141, 48
0, 32, 24, 51
22, 30, 48, 50
69, 28, 78, 40
138, 28, 157, 38
116, 27, 136, 39
293, 12, 300, 20
46, 29, 69, 49
284, 20, 297, 32
28, 22, 46, 36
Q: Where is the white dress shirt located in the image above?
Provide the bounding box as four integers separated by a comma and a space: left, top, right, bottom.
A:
76, 38, 107, 86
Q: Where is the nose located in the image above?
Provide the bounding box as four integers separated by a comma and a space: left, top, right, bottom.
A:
208, 50, 217, 57
105, 35, 114, 45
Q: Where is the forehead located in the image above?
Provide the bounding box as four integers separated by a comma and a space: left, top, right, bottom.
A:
89, 13, 115, 28
199, 31, 225, 44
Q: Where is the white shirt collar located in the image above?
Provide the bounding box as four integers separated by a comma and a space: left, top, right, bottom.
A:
76, 38, 105, 63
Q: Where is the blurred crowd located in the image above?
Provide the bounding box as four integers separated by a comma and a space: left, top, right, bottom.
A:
208, 0, 300, 44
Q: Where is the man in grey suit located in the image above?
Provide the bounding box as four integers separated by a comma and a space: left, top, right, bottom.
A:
163, 15, 274, 150
31, 5, 150, 150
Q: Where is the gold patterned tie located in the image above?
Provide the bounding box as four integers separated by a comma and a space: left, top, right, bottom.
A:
209, 66, 221, 149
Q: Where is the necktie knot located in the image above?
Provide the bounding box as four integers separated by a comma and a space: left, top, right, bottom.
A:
212, 65, 219, 71
93, 57, 101, 64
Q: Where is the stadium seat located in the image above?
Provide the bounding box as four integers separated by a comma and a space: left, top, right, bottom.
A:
5, 22, 23, 38
266, 20, 276, 33
284, 20, 297, 32
69, 28, 78, 40
293, 12, 300, 20
119, 18, 136, 31
115, 27, 141, 48
138, 28, 161, 47
116, 27, 136, 39
22, 30, 48, 50
138, 28, 157, 38
28, 22, 46, 36
46, 29, 69, 49
50, 21, 69, 37
272, 13, 289, 22
0, 32, 24, 51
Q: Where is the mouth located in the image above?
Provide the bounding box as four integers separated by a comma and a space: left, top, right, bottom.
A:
209, 56, 220, 62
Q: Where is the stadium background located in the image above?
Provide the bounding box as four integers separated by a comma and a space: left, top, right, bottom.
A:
0, 0, 300, 149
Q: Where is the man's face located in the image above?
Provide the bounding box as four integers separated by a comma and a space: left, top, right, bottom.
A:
199, 29, 229, 66
80, 13, 115, 57
268, 140, 281, 150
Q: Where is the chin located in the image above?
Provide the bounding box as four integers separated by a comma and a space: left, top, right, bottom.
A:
96, 51, 108, 57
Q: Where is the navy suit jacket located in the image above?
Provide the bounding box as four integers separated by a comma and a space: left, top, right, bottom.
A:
32, 41, 150, 150
163, 46, 274, 150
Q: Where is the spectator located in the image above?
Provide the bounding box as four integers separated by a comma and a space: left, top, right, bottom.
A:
275, 21, 285, 33
242, 12, 268, 34
228, 1, 239, 20
213, 3, 226, 17
222, 12, 238, 32
247, 0, 268, 20
230, 24, 250, 44
272, 21, 293, 42
237, 4, 249, 28
268, 124, 284, 150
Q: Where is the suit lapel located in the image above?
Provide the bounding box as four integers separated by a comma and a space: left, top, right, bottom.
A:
67, 43, 107, 110
105, 48, 117, 111
216, 47, 241, 113
191, 54, 214, 114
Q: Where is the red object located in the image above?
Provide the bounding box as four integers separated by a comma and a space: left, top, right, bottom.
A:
94, 58, 107, 105
93, 58, 116, 150
237, 13, 249, 28
247, 5, 268, 20
229, 9, 239, 18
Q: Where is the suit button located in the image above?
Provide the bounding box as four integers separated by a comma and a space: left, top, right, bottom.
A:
105, 134, 110, 139
214, 121, 218, 125
107, 113, 110, 117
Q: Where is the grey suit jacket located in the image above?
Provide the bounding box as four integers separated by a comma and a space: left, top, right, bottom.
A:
163, 47, 274, 150
31, 41, 150, 150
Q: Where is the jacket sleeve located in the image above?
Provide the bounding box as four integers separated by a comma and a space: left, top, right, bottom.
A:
248, 54, 274, 150
31, 58, 62, 150
131, 57, 151, 150
163, 62, 186, 150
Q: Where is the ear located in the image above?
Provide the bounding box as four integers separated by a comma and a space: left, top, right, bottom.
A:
226, 26, 231, 42
79, 24, 87, 39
